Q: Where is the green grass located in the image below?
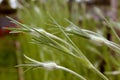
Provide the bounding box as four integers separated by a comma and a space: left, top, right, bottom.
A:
7, 0, 120, 80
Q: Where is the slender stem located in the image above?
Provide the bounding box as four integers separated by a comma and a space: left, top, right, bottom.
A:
58, 66, 87, 80
91, 66, 109, 80
15, 41, 24, 80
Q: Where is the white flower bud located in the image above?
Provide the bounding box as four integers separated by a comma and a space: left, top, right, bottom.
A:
90, 35, 105, 45
43, 62, 58, 70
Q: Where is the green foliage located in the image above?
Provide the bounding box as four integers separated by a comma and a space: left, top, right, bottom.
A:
8, 16, 120, 80
8, 0, 120, 80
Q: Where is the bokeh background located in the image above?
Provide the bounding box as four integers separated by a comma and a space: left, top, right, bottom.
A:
0, 0, 120, 80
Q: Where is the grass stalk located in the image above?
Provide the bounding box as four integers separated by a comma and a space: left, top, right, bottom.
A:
16, 55, 87, 80
94, 7, 120, 42
9, 18, 109, 80
90, 65, 108, 80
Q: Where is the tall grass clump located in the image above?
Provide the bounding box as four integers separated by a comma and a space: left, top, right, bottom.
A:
9, 0, 120, 80
8, 16, 117, 80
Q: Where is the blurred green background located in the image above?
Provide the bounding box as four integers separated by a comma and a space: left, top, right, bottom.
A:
0, 0, 120, 80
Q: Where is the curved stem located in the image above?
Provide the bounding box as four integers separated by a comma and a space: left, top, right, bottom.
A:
91, 66, 109, 80
57, 66, 87, 80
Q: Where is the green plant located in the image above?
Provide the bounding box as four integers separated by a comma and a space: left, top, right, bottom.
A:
6, 1, 120, 80
8, 17, 119, 80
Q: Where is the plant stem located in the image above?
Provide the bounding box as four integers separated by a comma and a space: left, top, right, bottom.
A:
91, 66, 109, 80
58, 66, 87, 80
15, 41, 24, 80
